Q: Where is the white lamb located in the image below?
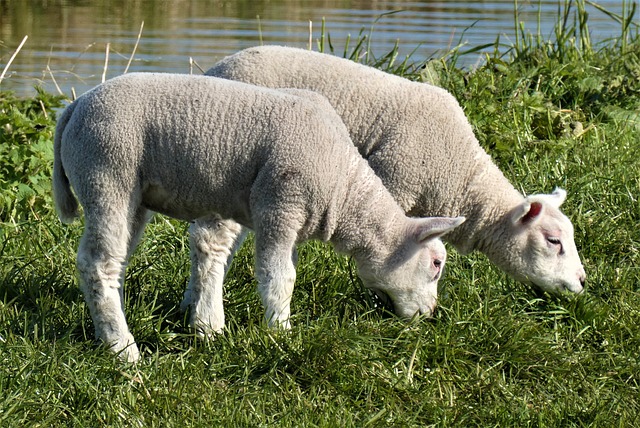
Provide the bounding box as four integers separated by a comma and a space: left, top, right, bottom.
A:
53, 72, 464, 362
205, 45, 587, 295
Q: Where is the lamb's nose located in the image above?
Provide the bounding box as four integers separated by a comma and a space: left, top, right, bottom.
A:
418, 303, 436, 317
578, 269, 587, 288
433, 259, 444, 280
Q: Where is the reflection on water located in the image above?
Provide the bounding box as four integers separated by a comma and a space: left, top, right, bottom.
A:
0, 0, 629, 96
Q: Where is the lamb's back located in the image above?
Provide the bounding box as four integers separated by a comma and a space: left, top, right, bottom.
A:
60, 73, 360, 227
208, 47, 494, 213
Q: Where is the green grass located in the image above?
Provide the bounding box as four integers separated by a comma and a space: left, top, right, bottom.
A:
1, 1, 640, 426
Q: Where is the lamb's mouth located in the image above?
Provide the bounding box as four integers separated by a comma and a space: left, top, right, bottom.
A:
559, 279, 585, 294
528, 279, 584, 297
368, 288, 395, 313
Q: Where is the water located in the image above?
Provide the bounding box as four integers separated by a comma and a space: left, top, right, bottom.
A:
0, 0, 631, 97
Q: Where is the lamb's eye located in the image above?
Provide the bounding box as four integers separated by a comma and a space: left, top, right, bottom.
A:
547, 237, 561, 245
546, 236, 564, 255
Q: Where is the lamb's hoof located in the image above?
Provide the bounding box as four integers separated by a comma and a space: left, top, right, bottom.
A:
179, 293, 193, 313
107, 336, 140, 363
191, 320, 224, 339
118, 343, 141, 363
280, 320, 292, 330
267, 318, 291, 330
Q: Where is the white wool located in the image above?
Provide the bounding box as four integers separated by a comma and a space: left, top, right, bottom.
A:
53, 72, 463, 361
206, 46, 586, 295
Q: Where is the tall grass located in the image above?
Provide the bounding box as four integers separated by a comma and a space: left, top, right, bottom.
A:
1, 0, 640, 426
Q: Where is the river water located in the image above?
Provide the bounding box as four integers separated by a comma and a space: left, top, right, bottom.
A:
0, 0, 632, 97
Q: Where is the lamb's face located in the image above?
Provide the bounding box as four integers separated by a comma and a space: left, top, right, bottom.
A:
368, 238, 448, 317
356, 216, 464, 318
501, 189, 586, 294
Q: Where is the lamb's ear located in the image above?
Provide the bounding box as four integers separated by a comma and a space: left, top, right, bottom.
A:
528, 188, 566, 208
511, 200, 543, 224
548, 187, 567, 207
512, 188, 567, 225
410, 216, 465, 244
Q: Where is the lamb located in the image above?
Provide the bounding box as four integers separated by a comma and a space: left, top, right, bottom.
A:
205, 45, 586, 295
53, 72, 464, 362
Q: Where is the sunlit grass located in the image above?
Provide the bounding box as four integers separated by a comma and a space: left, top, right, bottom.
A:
1, 0, 640, 426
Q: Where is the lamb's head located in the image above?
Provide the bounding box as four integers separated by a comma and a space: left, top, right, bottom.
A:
356, 216, 465, 318
494, 188, 586, 295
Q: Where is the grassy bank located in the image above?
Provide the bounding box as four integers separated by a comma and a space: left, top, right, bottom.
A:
1, 2, 639, 426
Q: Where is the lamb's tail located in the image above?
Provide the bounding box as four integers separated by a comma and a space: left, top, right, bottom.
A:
52, 102, 80, 223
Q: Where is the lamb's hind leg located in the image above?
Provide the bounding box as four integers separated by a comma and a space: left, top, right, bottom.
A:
78, 205, 140, 363
116, 206, 153, 304
182, 216, 247, 336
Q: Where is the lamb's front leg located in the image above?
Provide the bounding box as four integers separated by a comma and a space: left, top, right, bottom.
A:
254, 232, 298, 329
182, 216, 246, 336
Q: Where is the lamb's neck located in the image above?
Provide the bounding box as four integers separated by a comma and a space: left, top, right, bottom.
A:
445, 159, 524, 255
329, 161, 404, 261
